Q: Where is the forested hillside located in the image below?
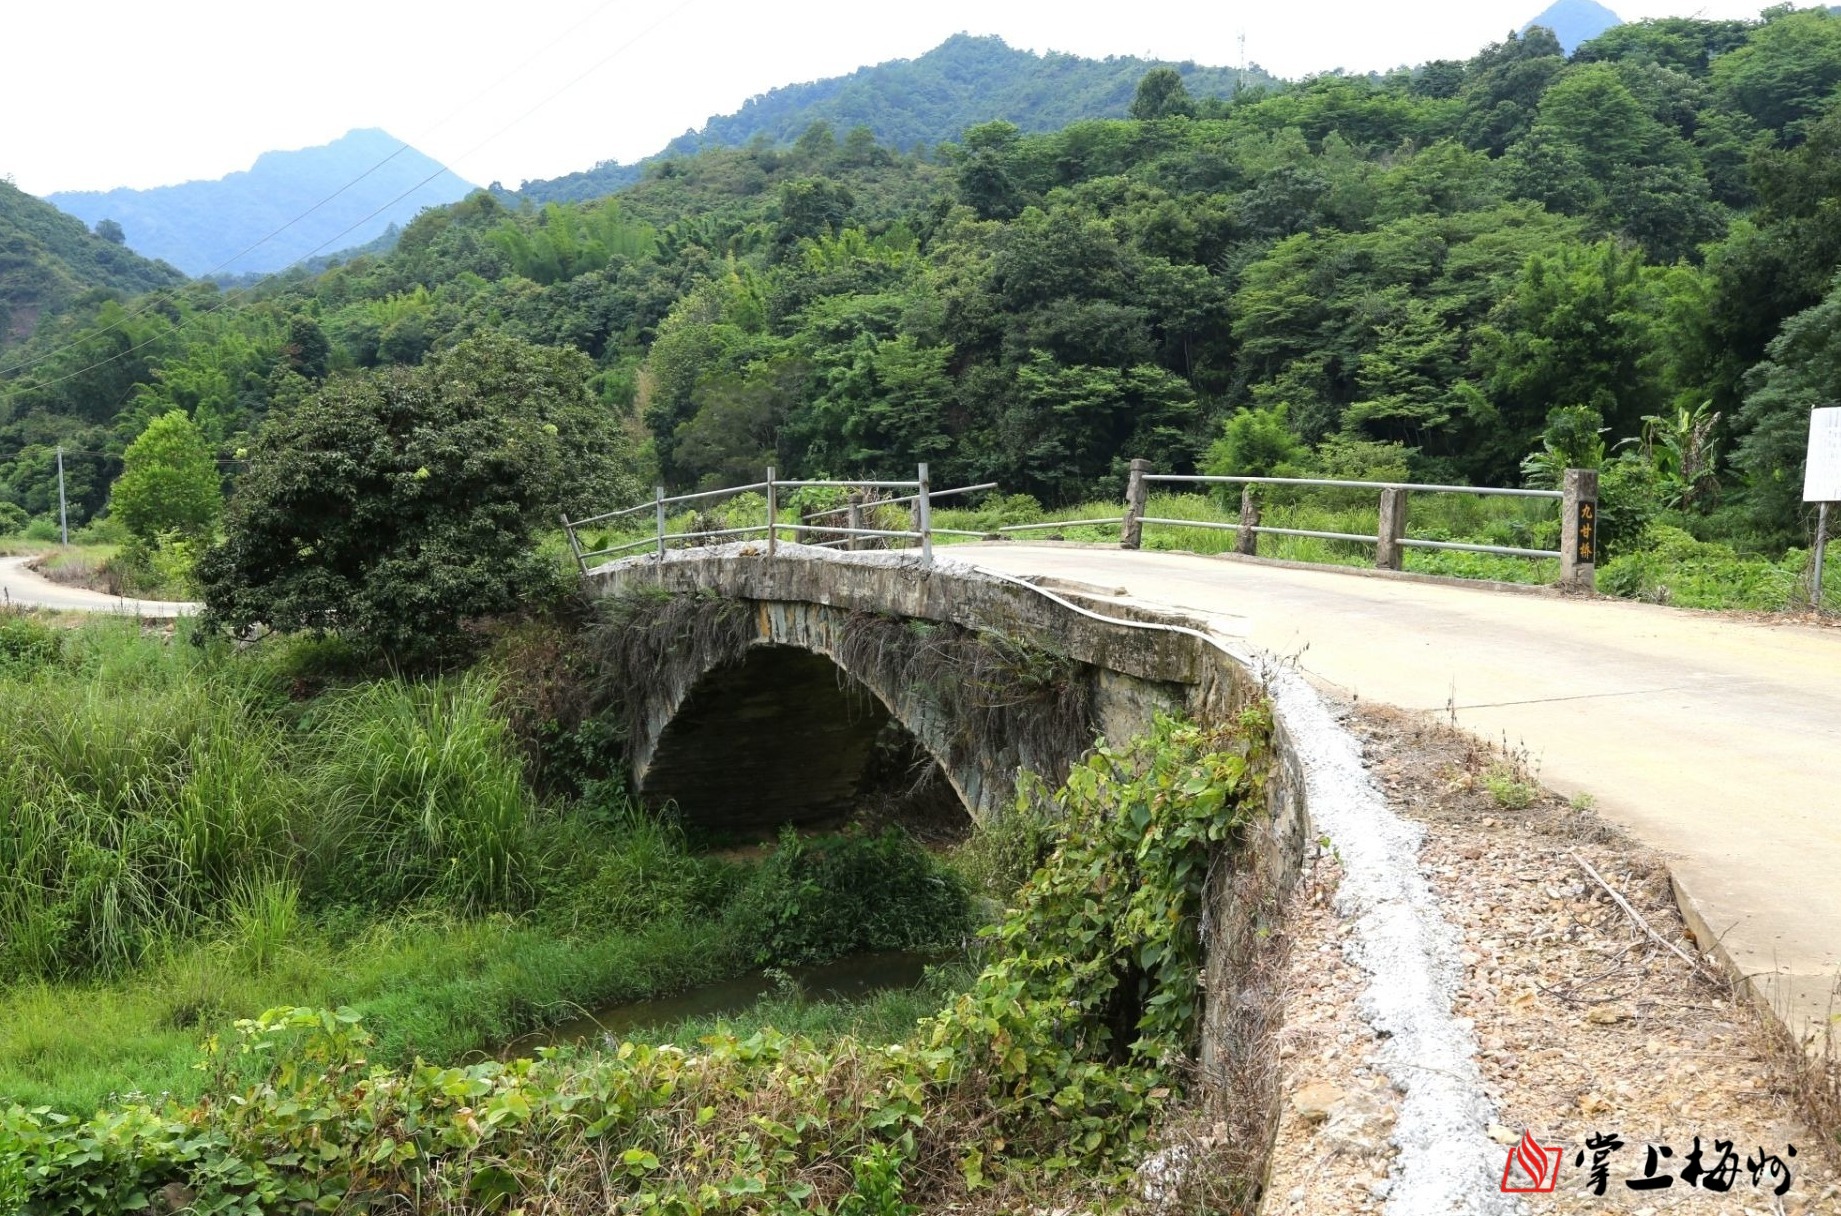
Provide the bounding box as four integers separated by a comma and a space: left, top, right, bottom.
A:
48, 129, 474, 276
7, 8, 1841, 580
0, 180, 184, 349
515, 34, 1281, 203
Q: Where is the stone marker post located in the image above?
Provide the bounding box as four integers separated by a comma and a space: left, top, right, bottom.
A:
1376, 487, 1409, 571
1561, 467, 1599, 591
765, 466, 777, 557
1236, 486, 1261, 555
1121, 457, 1152, 549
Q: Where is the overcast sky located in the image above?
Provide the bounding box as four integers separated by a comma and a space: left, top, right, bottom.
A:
2, 0, 1809, 196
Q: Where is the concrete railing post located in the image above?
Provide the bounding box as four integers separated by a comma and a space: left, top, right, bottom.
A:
1376, 487, 1409, 571
1561, 468, 1599, 591
917, 463, 933, 568
1121, 457, 1152, 550
846, 499, 863, 552
654, 486, 667, 576
1236, 485, 1260, 556
765, 466, 777, 557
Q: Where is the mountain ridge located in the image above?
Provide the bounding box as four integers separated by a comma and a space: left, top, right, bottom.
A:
513, 34, 1282, 204
1523, 0, 1623, 54
47, 129, 475, 277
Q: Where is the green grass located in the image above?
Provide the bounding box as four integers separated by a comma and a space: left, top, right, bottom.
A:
0, 909, 742, 1112
1599, 524, 1840, 611
622, 959, 980, 1052
0, 616, 979, 1113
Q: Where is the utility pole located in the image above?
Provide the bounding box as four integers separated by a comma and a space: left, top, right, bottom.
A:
56, 445, 68, 545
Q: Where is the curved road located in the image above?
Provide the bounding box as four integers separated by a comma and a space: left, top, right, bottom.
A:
959, 543, 1841, 1042
0, 555, 197, 617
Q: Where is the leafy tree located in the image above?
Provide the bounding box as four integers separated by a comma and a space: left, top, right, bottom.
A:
1205, 403, 1304, 478
282, 314, 332, 381
1711, 7, 1841, 136
198, 335, 639, 662
110, 410, 221, 542
1130, 68, 1196, 121
94, 219, 125, 245
1472, 243, 1666, 479
1731, 273, 1841, 543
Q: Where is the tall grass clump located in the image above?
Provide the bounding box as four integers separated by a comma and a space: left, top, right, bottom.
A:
301, 674, 540, 913
0, 668, 297, 978
0, 620, 548, 981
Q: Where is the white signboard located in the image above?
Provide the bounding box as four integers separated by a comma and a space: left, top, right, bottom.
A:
1806, 407, 1841, 503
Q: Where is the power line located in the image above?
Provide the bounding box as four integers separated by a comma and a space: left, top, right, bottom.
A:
0, 0, 698, 401
0, 0, 651, 382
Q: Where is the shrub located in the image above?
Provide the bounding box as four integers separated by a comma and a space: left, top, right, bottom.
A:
1597, 452, 1663, 559
0, 501, 27, 536
727, 829, 970, 965
1205, 402, 1304, 478
1599, 523, 1808, 609
0, 616, 61, 672
198, 334, 640, 665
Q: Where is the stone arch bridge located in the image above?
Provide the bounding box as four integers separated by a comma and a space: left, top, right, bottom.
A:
589, 544, 1300, 844
587, 542, 1313, 1126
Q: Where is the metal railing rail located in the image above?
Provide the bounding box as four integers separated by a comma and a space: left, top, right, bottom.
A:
564, 464, 997, 573
801, 482, 997, 519
1143, 473, 1563, 501
1120, 460, 1599, 588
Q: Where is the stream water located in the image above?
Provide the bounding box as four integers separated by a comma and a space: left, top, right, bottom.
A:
503, 949, 945, 1057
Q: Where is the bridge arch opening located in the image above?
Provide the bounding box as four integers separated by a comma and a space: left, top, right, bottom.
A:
637, 644, 973, 839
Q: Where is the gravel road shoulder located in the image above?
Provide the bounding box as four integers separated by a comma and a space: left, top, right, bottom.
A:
1263, 702, 1838, 1215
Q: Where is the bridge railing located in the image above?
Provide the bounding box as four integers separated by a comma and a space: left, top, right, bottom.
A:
561, 465, 994, 573
564, 460, 1602, 589
1108, 459, 1600, 589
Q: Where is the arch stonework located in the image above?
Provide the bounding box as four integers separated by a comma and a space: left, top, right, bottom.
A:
591, 546, 1244, 831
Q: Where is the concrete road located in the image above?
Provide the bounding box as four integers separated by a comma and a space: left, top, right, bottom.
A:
958, 543, 1841, 1042
0, 555, 197, 617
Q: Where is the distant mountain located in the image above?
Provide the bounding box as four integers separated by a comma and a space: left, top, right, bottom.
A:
516, 34, 1282, 204
1523, 0, 1623, 54
0, 179, 185, 348
47, 129, 475, 277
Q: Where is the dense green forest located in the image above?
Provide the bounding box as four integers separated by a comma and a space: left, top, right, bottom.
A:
513, 34, 1283, 202
7, 8, 1841, 599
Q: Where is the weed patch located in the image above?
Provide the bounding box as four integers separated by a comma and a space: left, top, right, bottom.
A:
2, 711, 1279, 1214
